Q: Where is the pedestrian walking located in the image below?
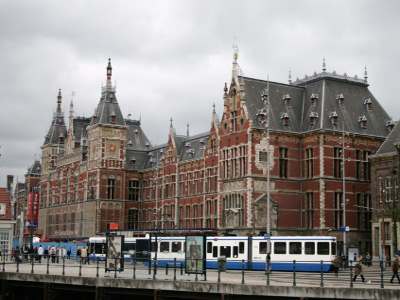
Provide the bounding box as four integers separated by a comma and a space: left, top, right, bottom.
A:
332, 256, 342, 277
80, 247, 87, 264
37, 245, 44, 263
50, 246, 56, 263
391, 256, 400, 283
352, 256, 365, 282
67, 248, 71, 260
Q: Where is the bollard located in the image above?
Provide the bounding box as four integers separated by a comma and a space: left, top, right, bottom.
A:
266, 267, 270, 286
133, 257, 136, 280
195, 259, 198, 282
166, 263, 169, 276
380, 260, 384, 289
180, 262, 183, 276
203, 258, 207, 282
79, 257, 82, 277
96, 259, 99, 278
114, 258, 117, 279
217, 266, 221, 284
31, 256, 34, 274
148, 256, 152, 275
349, 265, 353, 288
153, 258, 156, 280
265, 256, 268, 275
46, 256, 50, 275
2, 256, 5, 272
241, 259, 245, 284
16, 257, 19, 273
292, 260, 296, 287
173, 258, 176, 281
320, 260, 324, 288
62, 256, 65, 276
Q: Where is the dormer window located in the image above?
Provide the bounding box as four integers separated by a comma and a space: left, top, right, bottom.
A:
110, 114, 116, 124
185, 142, 191, 148
336, 94, 344, 105
309, 112, 319, 127
329, 111, 338, 127
199, 138, 205, 144
282, 94, 291, 105
159, 149, 164, 154
187, 149, 195, 157
280, 112, 289, 126
358, 114, 367, 128
130, 157, 136, 166
134, 129, 139, 134
128, 140, 133, 146
145, 142, 150, 148
386, 120, 395, 131
364, 98, 372, 111
310, 93, 319, 105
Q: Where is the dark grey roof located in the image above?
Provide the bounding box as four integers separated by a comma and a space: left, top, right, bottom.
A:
142, 144, 167, 169
179, 132, 209, 162
72, 117, 90, 143
126, 150, 151, 170
126, 119, 151, 151
375, 121, 400, 155
26, 160, 41, 176
240, 73, 391, 137
44, 91, 67, 145
90, 60, 126, 127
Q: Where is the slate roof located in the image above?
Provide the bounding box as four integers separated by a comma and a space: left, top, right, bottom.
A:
179, 132, 209, 162
72, 117, 90, 143
26, 160, 41, 176
240, 72, 391, 137
90, 60, 126, 127
44, 90, 67, 145
375, 121, 400, 155
126, 119, 151, 151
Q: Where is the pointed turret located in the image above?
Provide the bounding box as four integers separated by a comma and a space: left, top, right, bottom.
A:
43, 89, 67, 145
364, 65, 368, 83
90, 58, 126, 126
288, 69, 292, 84
322, 57, 327, 73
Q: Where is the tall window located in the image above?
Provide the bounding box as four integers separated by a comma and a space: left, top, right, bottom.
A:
128, 180, 140, 201
107, 178, 116, 199
305, 148, 314, 178
363, 151, 371, 180
355, 150, 361, 179
127, 209, 138, 230
279, 147, 288, 178
333, 147, 342, 178
304, 192, 314, 228
334, 192, 344, 228
222, 194, 244, 227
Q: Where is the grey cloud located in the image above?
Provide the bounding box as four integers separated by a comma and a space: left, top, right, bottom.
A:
1, 0, 400, 185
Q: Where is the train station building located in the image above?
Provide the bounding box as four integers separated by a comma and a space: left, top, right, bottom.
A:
37, 53, 392, 255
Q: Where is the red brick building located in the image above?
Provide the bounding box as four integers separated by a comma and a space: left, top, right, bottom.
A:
0, 186, 15, 254
38, 55, 391, 254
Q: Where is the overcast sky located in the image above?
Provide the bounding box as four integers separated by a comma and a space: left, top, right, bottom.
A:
0, 0, 400, 186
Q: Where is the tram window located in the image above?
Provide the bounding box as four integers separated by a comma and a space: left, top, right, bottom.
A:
259, 242, 267, 254
212, 246, 218, 257
289, 242, 302, 254
305, 242, 315, 255
207, 242, 212, 254
172, 242, 181, 253
123, 243, 136, 252
160, 242, 170, 252
151, 242, 157, 252
331, 242, 336, 255
239, 242, 245, 254
220, 246, 231, 258
233, 246, 239, 258
317, 242, 329, 255
274, 242, 286, 254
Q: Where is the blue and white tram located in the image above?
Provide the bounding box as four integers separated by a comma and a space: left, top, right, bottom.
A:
88, 236, 138, 261
150, 236, 185, 267
250, 236, 336, 272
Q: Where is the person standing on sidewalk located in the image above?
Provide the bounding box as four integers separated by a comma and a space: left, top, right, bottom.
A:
390, 256, 400, 283
37, 245, 44, 263
352, 256, 365, 282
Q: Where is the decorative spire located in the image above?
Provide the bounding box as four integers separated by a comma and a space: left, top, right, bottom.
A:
288, 69, 292, 84
186, 123, 190, 137
232, 40, 239, 81
56, 89, 62, 114
322, 57, 326, 72
224, 82, 228, 95
212, 102, 216, 113
106, 58, 112, 89
364, 65, 368, 83
69, 92, 74, 121
169, 117, 173, 128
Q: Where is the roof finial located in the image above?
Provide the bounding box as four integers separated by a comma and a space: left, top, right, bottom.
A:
224, 82, 228, 95
107, 58, 112, 79
212, 102, 216, 113
169, 117, 173, 128
56, 89, 62, 113
186, 123, 190, 137
322, 57, 326, 72
233, 37, 239, 63
69, 93, 74, 121
232, 38, 240, 81
288, 69, 292, 84
364, 65, 368, 83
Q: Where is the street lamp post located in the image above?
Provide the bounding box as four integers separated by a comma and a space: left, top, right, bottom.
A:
393, 143, 400, 254
342, 126, 347, 258
256, 80, 271, 254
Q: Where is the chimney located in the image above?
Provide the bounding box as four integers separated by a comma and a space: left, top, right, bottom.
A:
6, 175, 13, 192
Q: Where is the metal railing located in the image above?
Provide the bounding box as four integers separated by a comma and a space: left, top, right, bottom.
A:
1, 254, 399, 289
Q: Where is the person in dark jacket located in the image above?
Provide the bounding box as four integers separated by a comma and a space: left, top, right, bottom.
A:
391, 256, 400, 283
352, 256, 365, 282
